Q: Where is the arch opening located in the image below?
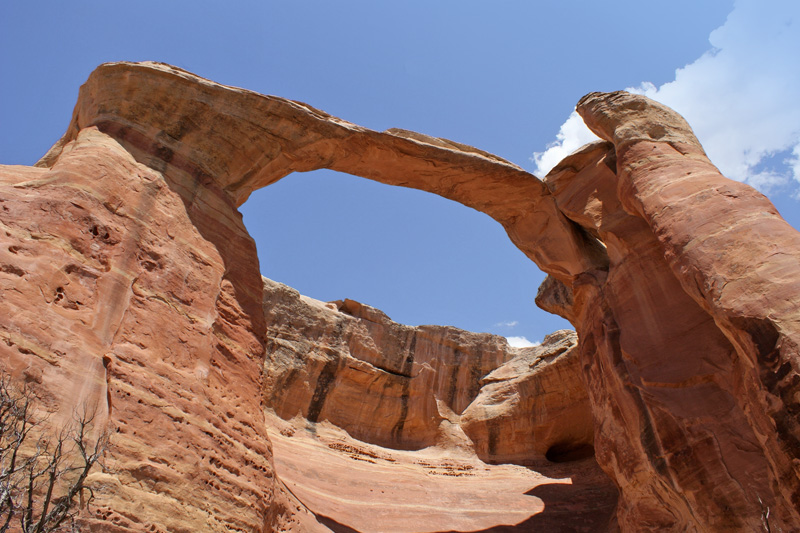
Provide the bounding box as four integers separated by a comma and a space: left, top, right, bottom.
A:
240, 167, 571, 344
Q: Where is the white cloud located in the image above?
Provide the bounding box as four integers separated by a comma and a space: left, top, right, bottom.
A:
534, 0, 800, 194
494, 320, 519, 328
506, 336, 540, 348
532, 112, 599, 178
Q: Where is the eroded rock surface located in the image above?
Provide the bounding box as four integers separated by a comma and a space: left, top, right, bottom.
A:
1, 62, 798, 532
461, 330, 594, 465
262, 278, 593, 461
551, 93, 800, 531
263, 277, 508, 450
0, 129, 278, 531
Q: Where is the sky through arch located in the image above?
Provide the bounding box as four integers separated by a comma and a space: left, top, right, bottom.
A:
2, 0, 797, 343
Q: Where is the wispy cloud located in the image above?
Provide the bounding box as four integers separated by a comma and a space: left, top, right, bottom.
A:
506, 336, 540, 348
533, 0, 800, 196
494, 320, 519, 328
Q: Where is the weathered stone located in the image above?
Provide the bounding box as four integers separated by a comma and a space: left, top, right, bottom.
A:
2, 62, 798, 532
0, 128, 277, 531
460, 330, 594, 464
553, 90, 800, 531
535, 275, 576, 324
263, 277, 512, 450
39, 61, 608, 282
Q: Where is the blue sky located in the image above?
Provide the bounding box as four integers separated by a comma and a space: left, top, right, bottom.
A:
2, 1, 798, 346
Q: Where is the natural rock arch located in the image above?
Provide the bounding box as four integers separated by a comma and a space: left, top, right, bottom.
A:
39, 62, 607, 283
20, 61, 800, 531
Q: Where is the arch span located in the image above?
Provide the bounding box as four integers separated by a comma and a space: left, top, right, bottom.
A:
39, 61, 607, 283
34, 61, 800, 531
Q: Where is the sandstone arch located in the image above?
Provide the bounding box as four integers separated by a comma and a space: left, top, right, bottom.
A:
38, 62, 608, 283
2, 61, 797, 531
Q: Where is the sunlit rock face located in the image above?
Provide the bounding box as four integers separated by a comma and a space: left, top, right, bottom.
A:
460, 329, 595, 465
262, 277, 593, 460
0, 129, 278, 531
1, 61, 798, 532
554, 93, 800, 531
262, 277, 509, 451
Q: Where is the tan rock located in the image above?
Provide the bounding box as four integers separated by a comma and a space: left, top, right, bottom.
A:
460, 330, 594, 464
262, 277, 512, 451
3, 62, 798, 532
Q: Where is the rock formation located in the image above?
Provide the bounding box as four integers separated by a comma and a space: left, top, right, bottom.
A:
0, 126, 275, 531
263, 277, 510, 451
460, 329, 594, 465
261, 279, 614, 531
262, 277, 593, 463
1, 61, 798, 531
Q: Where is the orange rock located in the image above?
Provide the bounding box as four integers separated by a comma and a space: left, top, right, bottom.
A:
264, 277, 510, 451
461, 330, 594, 465
3, 62, 798, 532
266, 412, 617, 533
564, 91, 800, 531
1, 128, 278, 531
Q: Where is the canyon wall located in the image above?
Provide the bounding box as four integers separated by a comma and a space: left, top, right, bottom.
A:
0, 128, 280, 531
1, 61, 798, 531
261, 277, 592, 462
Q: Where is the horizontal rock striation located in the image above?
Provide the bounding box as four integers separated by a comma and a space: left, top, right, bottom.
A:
0, 128, 277, 531
262, 278, 592, 460
460, 330, 594, 465
2, 61, 798, 531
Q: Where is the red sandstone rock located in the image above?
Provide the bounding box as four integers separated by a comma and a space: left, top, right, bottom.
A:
39, 62, 607, 282
262, 278, 594, 467
263, 277, 511, 451
2, 62, 798, 532
0, 128, 278, 531
550, 91, 800, 531
460, 330, 594, 464
266, 412, 618, 533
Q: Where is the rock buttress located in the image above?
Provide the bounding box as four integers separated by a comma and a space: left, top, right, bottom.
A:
538, 92, 800, 531
4, 61, 799, 531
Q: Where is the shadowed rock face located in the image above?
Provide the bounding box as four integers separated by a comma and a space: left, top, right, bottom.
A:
1, 62, 798, 531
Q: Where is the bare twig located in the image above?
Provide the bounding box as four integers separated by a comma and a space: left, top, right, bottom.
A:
0, 372, 109, 532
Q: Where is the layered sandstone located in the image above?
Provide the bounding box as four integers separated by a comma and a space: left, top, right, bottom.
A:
1, 62, 608, 531
1, 61, 798, 532
0, 128, 278, 531
460, 330, 594, 465
263, 277, 509, 450
262, 277, 593, 461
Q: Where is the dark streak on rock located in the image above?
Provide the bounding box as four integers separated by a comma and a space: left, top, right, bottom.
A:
391, 334, 417, 441
446, 349, 462, 409
306, 357, 339, 424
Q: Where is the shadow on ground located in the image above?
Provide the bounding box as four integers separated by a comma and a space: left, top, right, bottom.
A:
313, 459, 618, 533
